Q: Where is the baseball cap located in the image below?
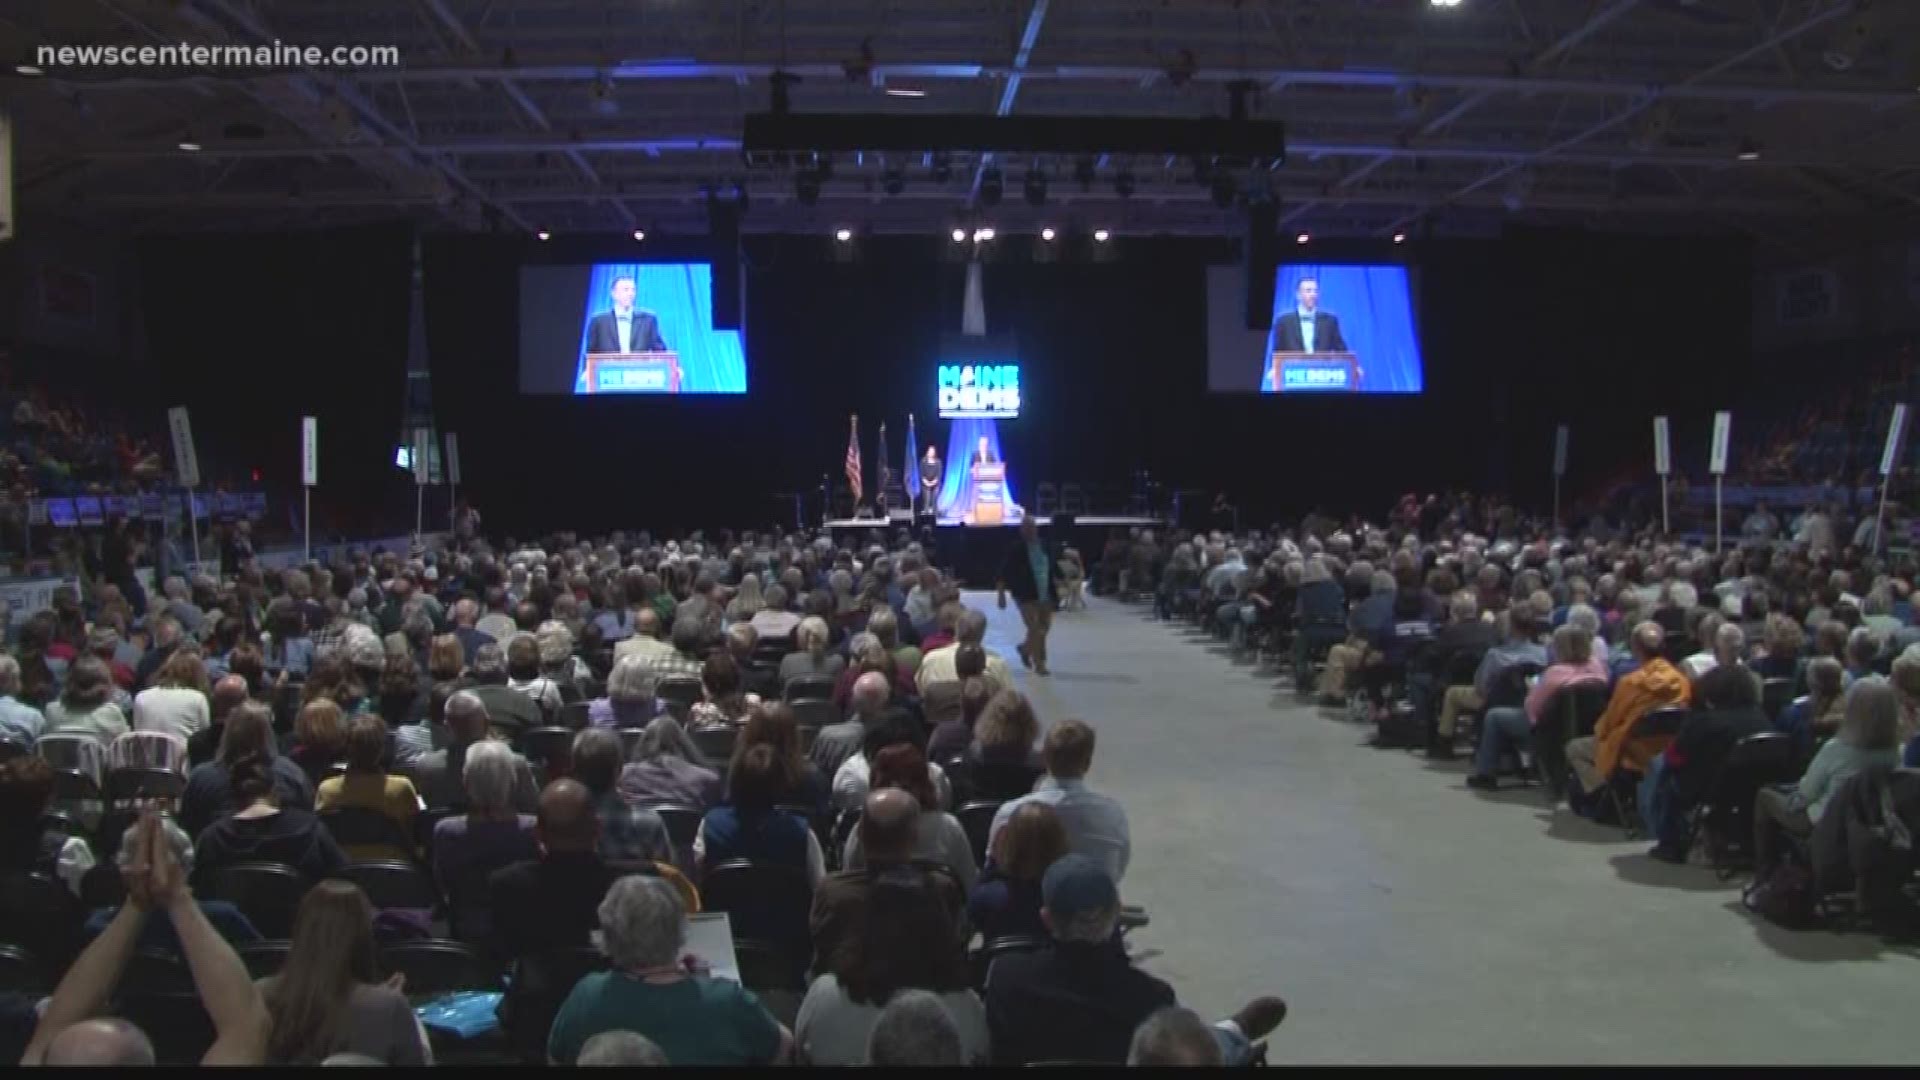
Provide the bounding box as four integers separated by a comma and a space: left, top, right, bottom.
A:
1041, 853, 1119, 921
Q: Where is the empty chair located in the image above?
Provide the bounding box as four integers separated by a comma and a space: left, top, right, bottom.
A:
656, 677, 705, 721
196, 861, 311, 939
34, 732, 107, 789
783, 675, 837, 705
789, 698, 837, 731
332, 860, 440, 912
969, 933, 1048, 991
379, 939, 502, 995
108, 730, 189, 776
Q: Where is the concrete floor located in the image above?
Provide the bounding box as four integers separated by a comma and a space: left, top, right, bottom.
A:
972, 592, 1920, 1065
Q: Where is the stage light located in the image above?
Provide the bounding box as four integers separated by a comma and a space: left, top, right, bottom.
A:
1113, 171, 1136, 199
795, 167, 821, 206
834, 227, 853, 242
951, 227, 968, 243
632, 229, 646, 241
1430, 0, 1463, 7
15, 64, 43, 76
1022, 166, 1047, 207
1040, 227, 1056, 241
979, 167, 1003, 207
931, 153, 954, 184
178, 133, 202, 152
1092, 228, 1111, 243
1736, 138, 1762, 161
1295, 232, 1309, 244
1392, 231, 1407, 244
973, 227, 996, 243
884, 86, 926, 98
536, 230, 551, 241
882, 168, 905, 196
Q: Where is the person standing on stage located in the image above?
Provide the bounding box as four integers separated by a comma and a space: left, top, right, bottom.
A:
998, 518, 1063, 678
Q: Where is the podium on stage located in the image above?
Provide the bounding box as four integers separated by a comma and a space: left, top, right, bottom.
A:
583, 351, 683, 393
1268, 350, 1360, 393
970, 462, 1006, 526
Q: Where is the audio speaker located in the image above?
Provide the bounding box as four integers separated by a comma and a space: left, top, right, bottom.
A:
1242, 202, 1278, 330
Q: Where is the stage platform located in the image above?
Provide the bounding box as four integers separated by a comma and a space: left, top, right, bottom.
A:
824, 514, 1160, 587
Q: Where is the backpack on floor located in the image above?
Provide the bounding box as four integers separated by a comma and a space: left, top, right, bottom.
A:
1742, 858, 1817, 931
1372, 702, 1425, 750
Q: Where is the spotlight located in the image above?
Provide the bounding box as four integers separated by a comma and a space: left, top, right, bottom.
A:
1736, 138, 1762, 162
1113, 171, 1136, 199
536, 230, 551, 241
15, 64, 43, 76
632, 229, 646, 241
178, 132, 202, 152
1092, 228, 1111, 243
973, 227, 996, 243
1295, 232, 1309, 244
979, 167, 1003, 207
834, 227, 853, 242
883, 168, 905, 196
1392, 232, 1407, 244
1040, 227, 1057, 241
884, 86, 926, 98
1022, 166, 1047, 207
795, 168, 821, 206
1430, 0, 1463, 7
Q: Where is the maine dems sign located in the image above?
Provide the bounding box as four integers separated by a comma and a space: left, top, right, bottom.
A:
937, 363, 1021, 419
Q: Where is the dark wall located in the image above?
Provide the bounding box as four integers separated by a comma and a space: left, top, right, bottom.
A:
423, 228, 1751, 536
138, 224, 414, 535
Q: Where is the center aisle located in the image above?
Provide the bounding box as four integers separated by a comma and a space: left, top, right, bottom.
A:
966, 591, 1914, 1065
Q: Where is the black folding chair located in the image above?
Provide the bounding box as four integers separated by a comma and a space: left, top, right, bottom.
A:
691, 725, 738, 763
656, 676, 705, 721
0, 870, 85, 969
700, 859, 813, 958
320, 805, 417, 859
114, 952, 214, 1065
733, 936, 807, 993
783, 674, 837, 704
237, 939, 294, 980
0, 943, 46, 994
1692, 731, 1801, 878
557, 701, 593, 731
789, 698, 837, 731
1606, 706, 1691, 837
505, 946, 609, 1063
641, 803, 705, 865
969, 934, 1048, 991
956, 800, 1005, 869
380, 939, 503, 995
332, 860, 441, 911
1530, 682, 1612, 798
518, 726, 577, 781
1761, 677, 1796, 726
197, 862, 311, 939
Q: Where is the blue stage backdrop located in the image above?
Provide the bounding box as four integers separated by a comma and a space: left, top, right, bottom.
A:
572, 262, 747, 393
1264, 263, 1423, 393
936, 420, 1015, 520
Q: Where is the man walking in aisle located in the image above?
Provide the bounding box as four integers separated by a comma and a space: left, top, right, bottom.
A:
999, 518, 1063, 677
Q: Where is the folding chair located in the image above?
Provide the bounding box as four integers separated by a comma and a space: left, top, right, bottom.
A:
691, 725, 738, 763
237, 939, 293, 980
557, 700, 593, 731
969, 934, 1047, 991
1692, 731, 1800, 878
197, 861, 311, 939
1530, 682, 1611, 798
783, 674, 837, 704
656, 676, 705, 721
789, 698, 838, 730
332, 860, 441, 912
700, 859, 813, 958
380, 939, 502, 995
1606, 705, 1691, 837
517, 726, 577, 782
956, 800, 1005, 869
1761, 677, 1797, 726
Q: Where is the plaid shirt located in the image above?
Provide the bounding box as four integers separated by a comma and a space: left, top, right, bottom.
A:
638, 651, 705, 685
595, 791, 673, 866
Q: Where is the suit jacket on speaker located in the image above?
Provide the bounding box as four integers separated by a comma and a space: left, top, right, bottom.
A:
584, 309, 668, 354
1270, 309, 1347, 354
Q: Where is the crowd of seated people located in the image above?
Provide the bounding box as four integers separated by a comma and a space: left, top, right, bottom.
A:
0, 524, 1286, 1065
1119, 488, 1920, 927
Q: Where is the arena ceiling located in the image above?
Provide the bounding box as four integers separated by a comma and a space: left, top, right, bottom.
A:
4, 0, 1920, 248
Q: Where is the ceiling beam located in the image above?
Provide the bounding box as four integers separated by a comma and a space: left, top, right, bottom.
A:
968, 0, 1050, 205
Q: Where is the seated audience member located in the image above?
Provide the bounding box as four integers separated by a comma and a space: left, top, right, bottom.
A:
917, 609, 1010, 693
87, 627, 138, 696
795, 872, 987, 1065
1411, 590, 1497, 758
843, 743, 976, 889
1678, 611, 1725, 681
79, 814, 261, 955
408, 690, 538, 813
315, 713, 420, 861
1563, 622, 1691, 802
0, 656, 44, 745
488, 779, 623, 962
1779, 656, 1848, 758
923, 647, 989, 741
464, 643, 543, 739
695, 744, 824, 884
927, 674, 994, 765
21, 810, 272, 1065
1639, 660, 1772, 863
1129, 1007, 1227, 1067
812, 671, 893, 780
1752, 679, 1901, 877
259, 880, 428, 1065
619, 715, 723, 809
537, 620, 591, 697
1752, 614, 1805, 683
182, 703, 315, 838
374, 654, 426, 730
572, 727, 673, 870
750, 584, 802, 643
41, 656, 129, 747
1433, 608, 1546, 758
1892, 645, 1920, 749
1692, 622, 1761, 705
831, 635, 905, 711
988, 719, 1131, 883
612, 607, 674, 664
831, 713, 953, 812
640, 617, 710, 688
779, 616, 844, 686
1466, 624, 1608, 791
132, 651, 212, 742
286, 698, 349, 788
1318, 568, 1394, 703
590, 654, 668, 730
1290, 558, 1348, 696
193, 753, 348, 883
917, 600, 963, 654
812, 788, 967, 972
188, 676, 252, 768
969, 801, 1070, 940
985, 854, 1282, 1065
0, 754, 94, 896
948, 688, 1045, 803
505, 632, 564, 721
1843, 626, 1880, 683
576, 1029, 670, 1065
547, 875, 791, 1065
432, 740, 540, 943
866, 989, 965, 1067
425, 634, 468, 687
867, 608, 922, 682
724, 703, 828, 814
687, 652, 757, 730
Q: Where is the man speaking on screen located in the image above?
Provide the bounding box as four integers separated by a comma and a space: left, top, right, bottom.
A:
584, 275, 668, 354
1270, 276, 1347, 356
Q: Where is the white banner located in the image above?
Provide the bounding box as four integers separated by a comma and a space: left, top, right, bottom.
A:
1709, 410, 1732, 476
1881, 403, 1909, 477
1653, 416, 1671, 476
1552, 425, 1569, 478
411, 427, 431, 486
301, 416, 318, 487
443, 431, 462, 486
0, 577, 75, 624
0, 113, 13, 243
168, 406, 200, 488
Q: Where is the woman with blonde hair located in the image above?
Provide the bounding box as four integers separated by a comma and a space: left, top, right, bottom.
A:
260, 880, 428, 1064
778, 616, 844, 685
132, 649, 213, 741
949, 689, 1044, 803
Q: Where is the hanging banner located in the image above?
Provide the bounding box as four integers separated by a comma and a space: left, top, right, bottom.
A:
1709, 411, 1732, 476
411, 427, 431, 485
1552, 425, 1569, 478
1653, 416, 1671, 476
168, 406, 200, 488
301, 417, 318, 487
443, 431, 462, 486
1880, 404, 1909, 477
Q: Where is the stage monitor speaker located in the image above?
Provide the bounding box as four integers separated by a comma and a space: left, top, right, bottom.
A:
1242, 202, 1278, 330
709, 198, 743, 329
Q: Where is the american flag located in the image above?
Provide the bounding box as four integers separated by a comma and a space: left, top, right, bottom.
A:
844, 414, 863, 507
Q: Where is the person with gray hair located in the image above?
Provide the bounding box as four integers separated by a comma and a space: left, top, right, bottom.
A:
1128, 1007, 1225, 1066
865, 990, 965, 1067
0, 654, 45, 743
777, 616, 843, 687
406, 691, 538, 814
618, 714, 721, 808
426, 738, 539, 945
576, 1029, 669, 1066
1466, 624, 1607, 791
1753, 678, 1902, 875
984, 853, 1284, 1065
545, 874, 792, 1065
915, 607, 1011, 693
